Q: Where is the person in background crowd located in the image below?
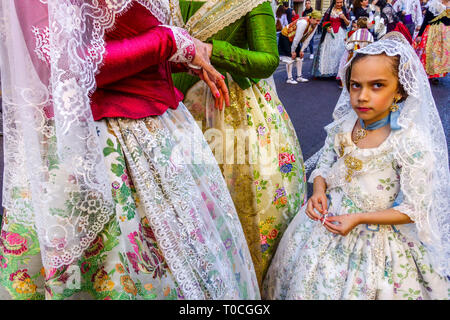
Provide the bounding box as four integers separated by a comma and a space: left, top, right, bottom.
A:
284, 1, 294, 23
414, 0, 449, 82
312, 0, 350, 80
393, 0, 424, 36
375, 0, 414, 42
279, 10, 323, 83
337, 17, 374, 87
303, 0, 316, 59
276, 4, 289, 32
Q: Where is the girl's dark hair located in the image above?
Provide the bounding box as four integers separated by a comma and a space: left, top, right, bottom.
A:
353, 0, 364, 10
375, 0, 388, 8
345, 53, 408, 102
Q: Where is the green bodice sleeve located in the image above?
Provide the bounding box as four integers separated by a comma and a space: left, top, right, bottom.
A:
172, 1, 279, 95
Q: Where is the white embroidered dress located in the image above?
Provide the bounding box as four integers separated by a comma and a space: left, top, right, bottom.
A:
263, 110, 449, 300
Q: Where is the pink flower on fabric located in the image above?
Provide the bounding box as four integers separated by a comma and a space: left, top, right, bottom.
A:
289, 154, 296, 163
278, 153, 290, 166
356, 277, 362, 284
264, 92, 272, 102
260, 234, 268, 245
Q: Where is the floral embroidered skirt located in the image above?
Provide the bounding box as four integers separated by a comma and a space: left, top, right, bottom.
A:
263, 190, 449, 300
414, 23, 449, 79
183, 77, 307, 287
0, 103, 259, 300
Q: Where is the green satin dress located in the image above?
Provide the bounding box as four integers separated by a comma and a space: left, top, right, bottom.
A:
173, 1, 307, 287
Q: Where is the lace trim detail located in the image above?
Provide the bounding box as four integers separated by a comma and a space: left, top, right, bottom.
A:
165, 26, 196, 63
136, 0, 170, 24
173, 0, 270, 41
32, 26, 50, 64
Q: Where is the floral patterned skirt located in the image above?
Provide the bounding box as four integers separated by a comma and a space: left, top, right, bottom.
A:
0, 103, 259, 300
414, 23, 449, 79
183, 77, 307, 287
263, 189, 449, 300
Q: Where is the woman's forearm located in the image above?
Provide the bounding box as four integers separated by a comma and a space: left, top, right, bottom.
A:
356, 208, 413, 225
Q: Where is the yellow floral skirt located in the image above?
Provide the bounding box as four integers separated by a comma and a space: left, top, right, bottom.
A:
184, 76, 307, 286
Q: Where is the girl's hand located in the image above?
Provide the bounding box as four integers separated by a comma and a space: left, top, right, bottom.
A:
323, 213, 361, 236
305, 192, 328, 221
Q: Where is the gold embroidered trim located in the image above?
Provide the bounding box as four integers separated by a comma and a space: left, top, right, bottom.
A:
173, 0, 270, 41
344, 156, 363, 182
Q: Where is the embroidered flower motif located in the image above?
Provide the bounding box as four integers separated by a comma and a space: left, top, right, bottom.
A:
223, 238, 233, 250
0, 231, 28, 256
260, 234, 268, 245
84, 236, 104, 258
92, 267, 115, 292
257, 125, 266, 136
10, 269, 37, 294
277, 104, 284, 114
278, 153, 290, 166
268, 229, 278, 240
261, 243, 269, 253
120, 275, 137, 296
280, 163, 293, 174
264, 92, 272, 102
112, 181, 120, 189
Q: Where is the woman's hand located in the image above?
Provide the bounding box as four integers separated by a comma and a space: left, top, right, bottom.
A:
305, 191, 328, 221
323, 213, 361, 236
190, 38, 230, 110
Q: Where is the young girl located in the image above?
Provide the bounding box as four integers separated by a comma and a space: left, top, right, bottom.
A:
263, 32, 449, 300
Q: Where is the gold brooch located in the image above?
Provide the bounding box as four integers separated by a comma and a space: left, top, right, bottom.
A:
344, 156, 363, 182
353, 128, 367, 145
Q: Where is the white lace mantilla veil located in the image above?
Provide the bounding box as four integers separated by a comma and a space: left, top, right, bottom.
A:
329, 32, 450, 276
0, 0, 174, 269
427, 0, 446, 16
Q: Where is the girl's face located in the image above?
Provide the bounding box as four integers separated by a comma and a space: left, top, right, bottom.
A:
362, 0, 369, 7
349, 55, 402, 124
335, 0, 343, 9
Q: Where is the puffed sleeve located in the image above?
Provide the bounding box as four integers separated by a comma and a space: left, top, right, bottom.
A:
308, 125, 339, 183
392, 132, 434, 225
209, 2, 279, 79
96, 26, 195, 87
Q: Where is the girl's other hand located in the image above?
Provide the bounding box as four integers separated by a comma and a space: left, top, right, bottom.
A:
323, 213, 361, 236
305, 192, 328, 221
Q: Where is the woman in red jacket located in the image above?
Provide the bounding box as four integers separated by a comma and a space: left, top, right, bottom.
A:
0, 0, 259, 300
